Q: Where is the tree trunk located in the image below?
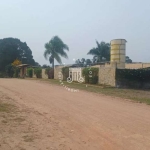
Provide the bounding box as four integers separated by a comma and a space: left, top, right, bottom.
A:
52, 58, 54, 79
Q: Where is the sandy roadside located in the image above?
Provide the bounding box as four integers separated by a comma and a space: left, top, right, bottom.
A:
0, 78, 150, 150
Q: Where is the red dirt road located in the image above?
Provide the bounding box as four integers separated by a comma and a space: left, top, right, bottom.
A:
0, 79, 150, 150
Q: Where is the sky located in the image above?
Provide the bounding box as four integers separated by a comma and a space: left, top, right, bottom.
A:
0, 0, 150, 66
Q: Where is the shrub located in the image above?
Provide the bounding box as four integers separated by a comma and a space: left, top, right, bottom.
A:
48, 69, 54, 79
116, 68, 150, 89
45, 67, 54, 79
45, 67, 51, 75
5, 64, 14, 77
62, 67, 69, 81
27, 68, 33, 78
13, 68, 20, 78
34, 68, 42, 78
116, 68, 150, 82
82, 67, 99, 84
0, 72, 5, 78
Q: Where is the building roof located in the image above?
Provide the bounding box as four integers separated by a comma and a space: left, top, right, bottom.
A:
17, 64, 30, 68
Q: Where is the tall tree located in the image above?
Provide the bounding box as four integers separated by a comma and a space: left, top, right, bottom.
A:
35, 62, 41, 67
0, 38, 35, 71
126, 56, 132, 63
44, 36, 69, 69
81, 58, 86, 64
87, 41, 110, 63
75, 59, 81, 64
85, 59, 92, 65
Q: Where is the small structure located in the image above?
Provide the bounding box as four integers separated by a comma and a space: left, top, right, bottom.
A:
67, 68, 84, 83
110, 39, 127, 69
17, 64, 30, 78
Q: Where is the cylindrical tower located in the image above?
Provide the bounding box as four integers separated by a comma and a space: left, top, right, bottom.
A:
110, 39, 127, 69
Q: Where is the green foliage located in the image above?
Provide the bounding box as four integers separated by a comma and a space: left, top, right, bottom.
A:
62, 67, 69, 80
0, 38, 35, 72
45, 67, 54, 79
5, 64, 20, 78
0, 72, 6, 78
35, 62, 41, 67
42, 64, 50, 68
75, 58, 92, 67
86, 59, 92, 65
116, 68, 150, 82
44, 36, 69, 68
48, 69, 54, 79
87, 41, 110, 62
27, 68, 33, 78
45, 67, 51, 75
34, 68, 42, 78
82, 67, 99, 84
116, 68, 150, 88
126, 56, 132, 63
5, 64, 14, 77
13, 68, 20, 78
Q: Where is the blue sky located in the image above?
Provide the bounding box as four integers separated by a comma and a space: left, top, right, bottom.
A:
0, 0, 150, 65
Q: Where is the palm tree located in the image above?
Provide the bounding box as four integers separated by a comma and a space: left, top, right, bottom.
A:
44, 36, 69, 69
81, 58, 86, 64
87, 41, 110, 63
85, 59, 92, 65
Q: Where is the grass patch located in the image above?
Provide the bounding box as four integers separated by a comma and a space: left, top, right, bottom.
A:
0, 103, 15, 113
26, 78, 150, 105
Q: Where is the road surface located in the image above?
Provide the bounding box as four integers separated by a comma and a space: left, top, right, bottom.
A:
0, 79, 150, 150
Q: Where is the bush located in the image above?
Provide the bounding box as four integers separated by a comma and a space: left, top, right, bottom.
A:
62, 67, 69, 81
48, 69, 54, 79
116, 68, 150, 82
5, 64, 14, 77
82, 67, 99, 84
0, 72, 6, 78
34, 68, 42, 78
45, 67, 54, 79
116, 68, 150, 89
13, 68, 20, 78
27, 68, 33, 78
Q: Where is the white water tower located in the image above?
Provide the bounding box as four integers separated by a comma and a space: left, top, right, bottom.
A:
110, 39, 127, 69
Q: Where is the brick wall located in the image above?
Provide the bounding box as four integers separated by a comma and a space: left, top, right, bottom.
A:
42, 69, 48, 79
32, 68, 48, 79
125, 63, 150, 69
99, 66, 116, 87
54, 66, 64, 80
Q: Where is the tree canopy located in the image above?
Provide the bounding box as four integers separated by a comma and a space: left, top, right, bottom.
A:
126, 56, 132, 63
44, 36, 69, 68
87, 41, 110, 63
75, 58, 92, 67
0, 38, 36, 71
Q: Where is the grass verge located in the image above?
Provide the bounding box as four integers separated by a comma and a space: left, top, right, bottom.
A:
26, 78, 150, 105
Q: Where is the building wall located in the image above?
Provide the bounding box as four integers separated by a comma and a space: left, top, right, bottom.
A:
42, 69, 48, 79
93, 63, 150, 69
32, 68, 48, 79
54, 65, 64, 80
99, 66, 116, 87
125, 63, 150, 69
69, 68, 84, 82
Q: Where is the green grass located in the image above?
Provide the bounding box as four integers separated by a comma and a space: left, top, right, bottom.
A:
0, 103, 15, 113
26, 78, 150, 105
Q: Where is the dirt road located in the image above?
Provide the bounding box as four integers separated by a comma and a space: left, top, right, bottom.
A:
0, 79, 150, 150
